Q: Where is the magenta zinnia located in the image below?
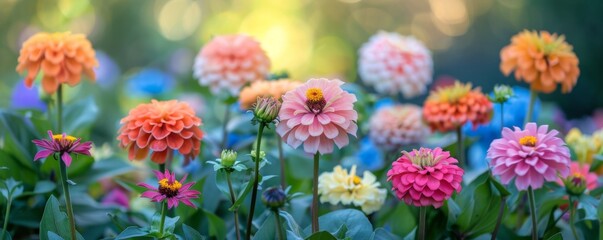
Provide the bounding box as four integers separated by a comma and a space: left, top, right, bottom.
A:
138, 169, 200, 209
32, 130, 92, 167
276, 78, 358, 154
487, 123, 570, 190
387, 147, 464, 208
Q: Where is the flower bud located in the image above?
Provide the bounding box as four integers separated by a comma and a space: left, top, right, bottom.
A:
262, 187, 287, 209
490, 85, 514, 104
252, 97, 281, 124
563, 173, 587, 196
251, 150, 266, 161
220, 149, 237, 167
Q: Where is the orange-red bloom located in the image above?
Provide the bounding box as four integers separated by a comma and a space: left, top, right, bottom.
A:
239, 79, 301, 109
423, 81, 493, 132
500, 30, 580, 93
16, 32, 98, 94
117, 100, 203, 164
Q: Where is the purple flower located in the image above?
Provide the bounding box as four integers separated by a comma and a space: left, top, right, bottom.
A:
32, 131, 93, 167
102, 188, 130, 209
138, 169, 200, 209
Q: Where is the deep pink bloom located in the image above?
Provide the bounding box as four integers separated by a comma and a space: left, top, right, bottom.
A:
32, 130, 92, 167
102, 188, 130, 209
387, 147, 464, 208
276, 78, 358, 154
138, 169, 200, 209
487, 123, 571, 190
556, 162, 598, 191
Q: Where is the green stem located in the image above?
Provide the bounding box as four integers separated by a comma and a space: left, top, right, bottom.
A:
418, 206, 426, 240
274, 210, 285, 240
1, 197, 12, 240
227, 172, 242, 240
221, 103, 231, 150
500, 103, 504, 133
527, 187, 538, 240
56, 85, 77, 240
491, 196, 506, 240
524, 89, 537, 125
159, 201, 167, 236
278, 137, 286, 189
569, 197, 579, 240
456, 126, 464, 168
246, 123, 266, 240
159, 163, 165, 173
312, 152, 320, 233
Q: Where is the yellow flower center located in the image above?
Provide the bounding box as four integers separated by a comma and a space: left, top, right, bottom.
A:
158, 178, 182, 197
352, 175, 362, 185
519, 136, 537, 147
429, 81, 472, 103
306, 88, 324, 102
53, 134, 77, 143
404, 149, 444, 169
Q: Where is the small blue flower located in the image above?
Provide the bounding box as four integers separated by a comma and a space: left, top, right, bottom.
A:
355, 137, 384, 171
373, 97, 395, 110
10, 81, 46, 112
126, 68, 174, 97
94, 51, 121, 89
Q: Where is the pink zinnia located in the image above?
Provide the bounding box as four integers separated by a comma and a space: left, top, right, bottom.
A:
276, 78, 358, 154
138, 169, 200, 209
556, 162, 598, 191
193, 34, 271, 95
369, 104, 430, 151
487, 123, 571, 191
387, 147, 464, 208
32, 130, 93, 167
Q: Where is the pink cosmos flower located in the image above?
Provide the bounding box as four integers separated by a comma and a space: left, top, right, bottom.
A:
276, 78, 358, 154
556, 162, 598, 191
387, 147, 464, 208
487, 123, 571, 191
193, 34, 271, 95
138, 169, 200, 209
32, 130, 92, 167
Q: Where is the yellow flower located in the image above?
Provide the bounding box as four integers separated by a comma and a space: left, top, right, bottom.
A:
318, 165, 386, 214
565, 128, 603, 164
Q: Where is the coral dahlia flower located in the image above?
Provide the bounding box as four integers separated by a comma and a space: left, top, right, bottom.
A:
33, 130, 93, 167
387, 148, 464, 208
138, 169, 200, 209
487, 123, 571, 190
193, 34, 271, 95
423, 81, 493, 132
369, 104, 430, 151
117, 100, 202, 164
16, 32, 98, 95
239, 79, 301, 109
318, 165, 386, 214
358, 31, 432, 98
276, 78, 358, 154
500, 30, 580, 93
556, 162, 598, 192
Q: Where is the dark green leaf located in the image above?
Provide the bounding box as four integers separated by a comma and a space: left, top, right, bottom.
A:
71, 157, 135, 185
114, 226, 152, 240
202, 209, 226, 240
0, 110, 39, 173
62, 96, 99, 138
39, 196, 84, 240
115, 179, 147, 194
544, 232, 562, 240
370, 228, 401, 240
305, 231, 337, 240
182, 224, 205, 240
304, 209, 373, 240
47, 231, 64, 240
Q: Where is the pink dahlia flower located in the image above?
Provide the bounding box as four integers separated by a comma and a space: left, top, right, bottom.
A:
556, 162, 598, 191
358, 31, 433, 98
369, 104, 430, 151
138, 169, 200, 209
32, 130, 93, 167
276, 78, 358, 154
387, 147, 464, 208
193, 35, 271, 95
487, 123, 571, 191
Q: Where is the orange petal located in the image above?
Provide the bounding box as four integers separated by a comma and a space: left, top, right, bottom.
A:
150, 150, 168, 164
41, 60, 61, 76
41, 76, 59, 94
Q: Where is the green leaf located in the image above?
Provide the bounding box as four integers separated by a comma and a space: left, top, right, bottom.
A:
490, 175, 511, 197
598, 195, 603, 240
150, 213, 179, 236
454, 171, 502, 238
544, 232, 563, 240
115, 179, 147, 194
62, 96, 99, 138
65, 155, 94, 178
47, 231, 64, 240
252, 211, 276, 240
333, 224, 348, 239
182, 224, 205, 240
39, 196, 84, 240
279, 210, 303, 238
71, 157, 135, 185
0, 110, 39, 172
305, 209, 373, 239
202, 209, 226, 240
305, 231, 337, 240
19, 181, 55, 197
370, 228, 401, 240
114, 226, 152, 239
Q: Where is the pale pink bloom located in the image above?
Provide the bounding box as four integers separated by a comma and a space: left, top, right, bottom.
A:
556, 162, 598, 191
387, 147, 463, 208
276, 78, 358, 154
369, 104, 430, 151
358, 31, 432, 98
193, 35, 270, 95
138, 169, 200, 209
487, 123, 571, 191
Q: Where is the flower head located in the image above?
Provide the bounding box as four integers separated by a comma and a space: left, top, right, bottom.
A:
358, 32, 432, 98
220, 149, 238, 168
423, 81, 493, 132
500, 30, 580, 93
490, 85, 514, 104
318, 165, 386, 214
252, 97, 281, 125
487, 123, 571, 190
117, 100, 203, 165
565, 128, 603, 164
193, 34, 270, 95
16, 32, 98, 94
387, 147, 464, 208
557, 162, 598, 196
369, 104, 430, 151
239, 79, 302, 109
138, 169, 200, 209
262, 187, 287, 209
277, 78, 358, 154
32, 130, 93, 167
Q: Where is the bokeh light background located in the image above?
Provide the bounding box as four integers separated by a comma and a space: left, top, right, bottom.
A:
1, 0, 602, 118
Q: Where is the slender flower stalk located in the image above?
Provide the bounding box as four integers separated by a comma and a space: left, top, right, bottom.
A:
277, 138, 286, 189
221, 104, 231, 150
312, 152, 320, 233
456, 126, 464, 168
226, 172, 241, 240
273, 210, 285, 240
525, 89, 537, 124
1, 197, 12, 240
56, 85, 77, 240
246, 122, 266, 240
527, 186, 538, 240
569, 196, 579, 240
418, 206, 427, 240
159, 201, 167, 235
262, 187, 287, 240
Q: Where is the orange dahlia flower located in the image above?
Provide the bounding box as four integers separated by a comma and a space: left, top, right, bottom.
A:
500, 30, 580, 93
423, 81, 493, 132
239, 79, 301, 109
16, 32, 98, 95
117, 100, 203, 164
